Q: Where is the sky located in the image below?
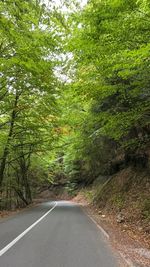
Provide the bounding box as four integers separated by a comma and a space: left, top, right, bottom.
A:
43, 0, 87, 12
41, 0, 88, 83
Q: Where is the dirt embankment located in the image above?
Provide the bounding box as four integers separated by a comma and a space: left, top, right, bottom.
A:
94, 167, 150, 240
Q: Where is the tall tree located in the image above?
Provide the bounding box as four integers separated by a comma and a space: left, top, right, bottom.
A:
0, 0, 64, 206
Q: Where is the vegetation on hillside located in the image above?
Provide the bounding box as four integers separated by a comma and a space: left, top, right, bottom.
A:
58, 0, 150, 186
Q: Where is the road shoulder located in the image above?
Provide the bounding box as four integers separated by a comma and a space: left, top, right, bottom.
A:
73, 192, 150, 267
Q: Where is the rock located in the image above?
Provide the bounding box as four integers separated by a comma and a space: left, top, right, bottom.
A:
144, 226, 150, 234
117, 213, 125, 223
137, 226, 143, 232
98, 210, 102, 214
101, 214, 106, 218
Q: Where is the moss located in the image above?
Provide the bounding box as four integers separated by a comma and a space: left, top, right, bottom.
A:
142, 199, 150, 220
111, 194, 125, 210
83, 190, 94, 202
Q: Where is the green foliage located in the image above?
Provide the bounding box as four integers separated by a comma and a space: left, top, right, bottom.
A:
142, 199, 150, 220
0, 0, 65, 207
111, 194, 125, 210
57, 0, 150, 184
65, 181, 78, 196
0, 0, 150, 208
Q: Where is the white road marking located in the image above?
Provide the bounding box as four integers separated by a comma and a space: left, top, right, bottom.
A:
80, 206, 109, 239
87, 214, 110, 239
86, 213, 136, 266
0, 202, 57, 257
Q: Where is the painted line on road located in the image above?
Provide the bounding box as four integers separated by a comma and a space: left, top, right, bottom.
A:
0, 202, 57, 257
87, 213, 137, 267
81, 207, 109, 239
87, 214, 110, 239
81, 207, 137, 267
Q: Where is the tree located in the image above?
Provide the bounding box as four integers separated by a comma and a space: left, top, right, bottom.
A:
57, 0, 150, 183
0, 0, 64, 207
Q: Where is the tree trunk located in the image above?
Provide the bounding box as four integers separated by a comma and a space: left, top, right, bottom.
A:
14, 187, 29, 206
0, 92, 19, 187
19, 146, 32, 204
22, 170, 32, 204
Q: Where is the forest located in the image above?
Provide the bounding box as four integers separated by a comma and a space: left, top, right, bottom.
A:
0, 0, 149, 221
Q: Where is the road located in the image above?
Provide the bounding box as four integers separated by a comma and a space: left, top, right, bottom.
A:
0, 201, 119, 267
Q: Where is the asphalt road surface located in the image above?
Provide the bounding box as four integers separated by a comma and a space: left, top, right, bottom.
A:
0, 201, 119, 267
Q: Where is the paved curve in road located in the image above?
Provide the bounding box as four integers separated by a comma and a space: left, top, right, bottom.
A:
0, 201, 119, 267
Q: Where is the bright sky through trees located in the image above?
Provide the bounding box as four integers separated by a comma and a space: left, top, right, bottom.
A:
43, 0, 87, 11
